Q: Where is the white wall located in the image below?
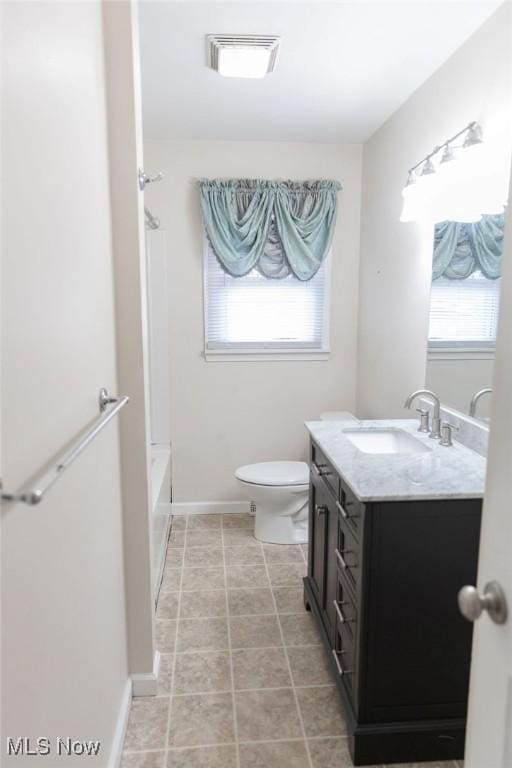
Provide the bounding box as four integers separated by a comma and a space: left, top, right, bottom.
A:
426, 357, 494, 419
144, 140, 362, 502
357, 3, 512, 418
1, 2, 128, 764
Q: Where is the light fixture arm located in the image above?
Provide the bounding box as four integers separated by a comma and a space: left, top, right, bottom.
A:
406, 121, 482, 177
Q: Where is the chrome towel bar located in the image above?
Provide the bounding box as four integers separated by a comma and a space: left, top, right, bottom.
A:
1, 388, 129, 506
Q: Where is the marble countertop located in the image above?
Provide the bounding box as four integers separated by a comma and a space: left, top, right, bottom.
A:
305, 418, 487, 502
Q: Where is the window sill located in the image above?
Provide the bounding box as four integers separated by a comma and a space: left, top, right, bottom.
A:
204, 349, 330, 362
428, 347, 495, 361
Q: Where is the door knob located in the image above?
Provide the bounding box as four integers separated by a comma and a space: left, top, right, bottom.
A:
458, 581, 508, 625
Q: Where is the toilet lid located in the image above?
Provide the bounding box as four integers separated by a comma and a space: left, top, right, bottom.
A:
236, 461, 309, 487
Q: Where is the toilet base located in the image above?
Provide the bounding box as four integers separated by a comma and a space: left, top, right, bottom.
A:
254, 510, 308, 545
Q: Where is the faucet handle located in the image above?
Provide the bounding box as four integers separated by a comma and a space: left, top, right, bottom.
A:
416, 408, 430, 433
440, 421, 459, 447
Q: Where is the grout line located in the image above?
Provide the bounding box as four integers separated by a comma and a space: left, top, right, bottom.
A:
163, 516, 186, 761
152, 682, 336, 699
221, 515, 241, 768
261, 542, 316, 768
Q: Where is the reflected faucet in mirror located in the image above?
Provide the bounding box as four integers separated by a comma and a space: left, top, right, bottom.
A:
469, 388, 492, 418
404, 389, 442, 439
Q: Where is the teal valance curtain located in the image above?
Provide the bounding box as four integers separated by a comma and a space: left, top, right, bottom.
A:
432, 212, 505, 280
200, 178, 342, 281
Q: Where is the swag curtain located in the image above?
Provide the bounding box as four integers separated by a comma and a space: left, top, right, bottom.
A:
432, 212, 505, 280
200, 179, 342, 281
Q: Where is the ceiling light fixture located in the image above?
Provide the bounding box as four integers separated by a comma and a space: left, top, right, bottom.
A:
206, 34, 280, 79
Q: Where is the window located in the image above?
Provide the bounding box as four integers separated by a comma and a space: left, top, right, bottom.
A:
428, 270, 501, 350
204, 238, 330, 358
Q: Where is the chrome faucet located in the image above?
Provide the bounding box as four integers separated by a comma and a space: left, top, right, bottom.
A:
469, 388, 492, 418
404, 389, 442, 439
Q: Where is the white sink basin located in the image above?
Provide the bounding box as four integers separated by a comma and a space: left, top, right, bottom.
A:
342, 428, 432, 455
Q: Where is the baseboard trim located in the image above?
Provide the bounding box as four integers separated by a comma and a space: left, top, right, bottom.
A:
108, 678, 132, 768
170, 500, 251, 516
131, 650, 161, 697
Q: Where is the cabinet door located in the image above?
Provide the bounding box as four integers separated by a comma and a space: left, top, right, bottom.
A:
308, 473, 329, 611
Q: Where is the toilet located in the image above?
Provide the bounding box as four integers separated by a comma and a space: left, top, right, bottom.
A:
236, 411, 357, 545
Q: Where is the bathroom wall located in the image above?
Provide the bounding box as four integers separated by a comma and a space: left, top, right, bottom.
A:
357, 2, 512, 418
144, 140, 362, 502
426, 357, 494, 419
2, 1, 129, 764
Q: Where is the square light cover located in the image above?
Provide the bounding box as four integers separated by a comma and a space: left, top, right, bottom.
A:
207, 35, 280, 79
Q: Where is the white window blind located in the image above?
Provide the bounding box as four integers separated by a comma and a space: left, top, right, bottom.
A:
428, 270, 501, 349
204, 238, 330, 353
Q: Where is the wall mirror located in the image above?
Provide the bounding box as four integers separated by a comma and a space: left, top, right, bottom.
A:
425, 211, 506, 422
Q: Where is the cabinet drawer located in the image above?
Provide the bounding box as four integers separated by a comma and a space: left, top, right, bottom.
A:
333, 612, 356, 706
334, 569, 357, 640
311, 443, 339, 500
338, 482, 363, 538
336, 511, 359, 596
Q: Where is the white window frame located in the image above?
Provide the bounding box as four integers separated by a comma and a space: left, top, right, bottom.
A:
203, 235, 331, 362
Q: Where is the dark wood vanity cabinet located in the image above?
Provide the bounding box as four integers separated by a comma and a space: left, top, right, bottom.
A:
304, 439, 482, 766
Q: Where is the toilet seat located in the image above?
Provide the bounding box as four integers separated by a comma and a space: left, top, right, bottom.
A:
236, 461, 309, 487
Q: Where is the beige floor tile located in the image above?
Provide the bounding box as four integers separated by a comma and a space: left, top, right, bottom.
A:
186, 529, 223, 548
235, 688, 302, 741
166, 548, 184, 567
157, 653, 174, 695
230, 614, 282, 648
173, 650, 231, 694
168, 692, 235, 747
176, 617, 229, 652
263, 544, 304, 564
273, 586, 306, 614
227, 588, 275, 616
187, 514, 222, 530
168, 530, 186, 547
184, 546, 223, 567
223, 528, 257, 546
288, 645, 335, 686
224, 545, 263, 565
296, 686, 347, 738
239, 740, 309, 768
232, 647, 291, 690
161, 568, 182, 592
226, 565, 269, 589
222, 512, 254, 529
181, 566, 226, 591
179, 590, 227, 619
308, 737, 361, 768
155, 620, 177, 654
123, 697, 170, 751
157, 592, 180, 620
121, 751, 166, 768
279, 614, 322, 646
301, 544, 309, 560
171, 516, 187, 530
167, 744, 237, 768
268, 563, 307, 586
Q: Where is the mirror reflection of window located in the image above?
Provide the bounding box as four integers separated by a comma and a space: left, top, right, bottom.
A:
428, 212, 505, 351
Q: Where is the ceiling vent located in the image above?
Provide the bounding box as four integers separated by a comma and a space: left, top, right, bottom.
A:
206, 34, 281, 79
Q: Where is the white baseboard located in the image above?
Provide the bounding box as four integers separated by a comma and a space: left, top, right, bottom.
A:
131, 650, 161, 696
170, 500, 251, 516
108, 678, 132, 768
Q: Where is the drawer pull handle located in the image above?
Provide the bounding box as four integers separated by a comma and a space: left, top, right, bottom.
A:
335, 501, 348, 519
332, 649, 352, 677
312, 462, 330, 477
333, 599, 352, 625
315, 504, 327, 516
335, 548, 353, 570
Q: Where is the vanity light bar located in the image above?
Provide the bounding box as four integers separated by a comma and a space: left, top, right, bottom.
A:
403, 121, 483, 187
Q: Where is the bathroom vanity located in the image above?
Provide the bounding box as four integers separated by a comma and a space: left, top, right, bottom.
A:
303, 419, 486, 766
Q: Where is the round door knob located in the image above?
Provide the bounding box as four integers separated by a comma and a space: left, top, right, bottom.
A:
458, 580, 508, 625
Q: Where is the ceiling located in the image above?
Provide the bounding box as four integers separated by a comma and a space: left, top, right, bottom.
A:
139, 0, 503, 143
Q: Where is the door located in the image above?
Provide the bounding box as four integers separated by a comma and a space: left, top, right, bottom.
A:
464, 178, 512, 767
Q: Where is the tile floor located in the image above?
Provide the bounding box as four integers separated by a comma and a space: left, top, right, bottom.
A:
121, 512, 463, 768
